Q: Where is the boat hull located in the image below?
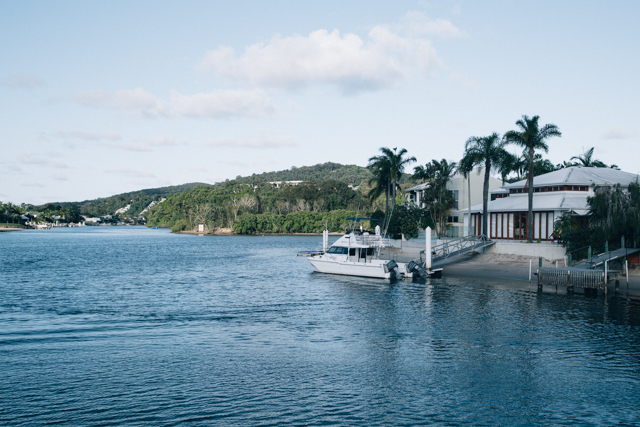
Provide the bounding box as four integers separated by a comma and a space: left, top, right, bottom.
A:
309, 257, 410, 279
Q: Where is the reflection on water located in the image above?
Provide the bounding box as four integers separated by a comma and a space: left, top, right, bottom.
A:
1, 227, 640, 426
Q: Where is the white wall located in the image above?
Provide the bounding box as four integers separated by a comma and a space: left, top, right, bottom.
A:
485, 241, 566, 261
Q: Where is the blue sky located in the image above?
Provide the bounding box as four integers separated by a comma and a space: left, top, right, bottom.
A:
2, 1, 639, 204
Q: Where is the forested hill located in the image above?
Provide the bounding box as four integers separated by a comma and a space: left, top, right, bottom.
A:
38, 163, 372, 217
235, 162, 372, 185
72, 182, 210, 217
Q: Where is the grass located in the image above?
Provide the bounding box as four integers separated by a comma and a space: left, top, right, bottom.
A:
0, 223, 26, 228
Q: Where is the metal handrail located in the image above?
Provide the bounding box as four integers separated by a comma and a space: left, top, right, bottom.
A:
420, 234, 491, 261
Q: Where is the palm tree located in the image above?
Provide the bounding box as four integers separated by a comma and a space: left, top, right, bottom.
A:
457, 155, 475, 235
413, 159, 457, 236
367, 147, 416, 214
570, 147, 607, 168
463, 133, 509, 237
503, 115, 561, 242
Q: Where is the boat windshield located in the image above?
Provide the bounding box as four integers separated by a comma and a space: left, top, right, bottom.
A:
326, 247, 348, 254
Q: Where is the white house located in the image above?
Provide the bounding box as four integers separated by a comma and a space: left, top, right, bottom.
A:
466, 167, 640, 241
405, 168, 503, 236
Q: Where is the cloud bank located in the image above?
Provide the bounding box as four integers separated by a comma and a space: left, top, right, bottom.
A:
198, 16, 452, 94
74, 88, 273, 119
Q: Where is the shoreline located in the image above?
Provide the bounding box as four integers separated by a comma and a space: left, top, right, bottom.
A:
442, 253, 640, 297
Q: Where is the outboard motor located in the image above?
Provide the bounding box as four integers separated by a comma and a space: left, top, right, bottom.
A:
385, 260, 400, 279
407, 260, 428, 279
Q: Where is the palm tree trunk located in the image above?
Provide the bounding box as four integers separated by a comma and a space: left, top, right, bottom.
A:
527, 147, 534, 242
467, 173, 472, 235
482, 161, 490, 236
386, 181, 390, 214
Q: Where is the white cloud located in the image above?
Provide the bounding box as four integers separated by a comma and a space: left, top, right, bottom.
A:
54, 131, 122, 141
74, 88, 168, 117
52, 173, 68, 181
53, 162, 69, 169
8, 164, 23, 172
401, 12, 467, 39
17, 154, 47, 165
105, 168, 156, 178
198, 25, 444, 94
170, 89, 274, 118
21, 183, 45, 188
145, 135, 183, 147
74, 88, 273, 119
204, 133, 298, 149
7, 74, 45, 88
602, 127, 635, 140
116, 143, 153, 152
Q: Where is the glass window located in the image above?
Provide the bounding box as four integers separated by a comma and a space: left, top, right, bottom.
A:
327, 247, 348, 254
349, 248, 356, 256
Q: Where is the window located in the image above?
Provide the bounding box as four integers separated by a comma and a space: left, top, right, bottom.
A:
327, 247, 348, 254
452, 190, 459, 209
366, 248, 374, 256
447, 216, 459, 223
349, 248, 356, 256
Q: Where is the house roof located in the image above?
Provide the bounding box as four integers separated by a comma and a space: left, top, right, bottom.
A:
405, 182, 430, 192
465, 193, 590, 215
503, 166, 639, 189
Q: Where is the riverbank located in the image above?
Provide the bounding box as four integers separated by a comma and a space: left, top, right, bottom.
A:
443, 252, 640, 297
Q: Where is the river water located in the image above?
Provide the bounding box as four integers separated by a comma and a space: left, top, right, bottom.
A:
1, 227, 640, 426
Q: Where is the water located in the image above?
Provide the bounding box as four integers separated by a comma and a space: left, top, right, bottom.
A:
2, 227, 640, 426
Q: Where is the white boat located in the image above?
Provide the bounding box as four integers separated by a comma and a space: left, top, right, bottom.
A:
307, 219, 441, 280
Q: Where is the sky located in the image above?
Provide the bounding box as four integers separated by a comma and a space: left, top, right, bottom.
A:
1, 1, 639, 205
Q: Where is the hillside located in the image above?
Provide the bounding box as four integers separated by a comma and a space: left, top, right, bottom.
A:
72, 182, 210, 217
37, 163, 374, 217
235, 162, 372, 185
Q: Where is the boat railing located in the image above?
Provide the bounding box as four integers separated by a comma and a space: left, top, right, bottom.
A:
351, 234, 394, 247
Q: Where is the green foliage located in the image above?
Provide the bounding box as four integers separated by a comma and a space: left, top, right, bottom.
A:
556, 181, 640, 256
145, 179, 368, 233
171, 219, 191, 233
234, 162, 372, 186
232, 210, 358, 234
386, 204, 425, 239
412, 158, 457, 237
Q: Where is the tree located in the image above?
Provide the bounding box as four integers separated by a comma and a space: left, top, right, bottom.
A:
367, 147, 416, 215
569, 147, 610, 168
457, 155, 476, 235
503, 115, 561, 242
463, 133, 509, 237
413, 159, 457, 236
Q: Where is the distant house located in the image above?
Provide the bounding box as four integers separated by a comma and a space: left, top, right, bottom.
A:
82, 216, 101, 223
405, 168, 503, 236
269, 181, 303, 188
466, 167, 640, 241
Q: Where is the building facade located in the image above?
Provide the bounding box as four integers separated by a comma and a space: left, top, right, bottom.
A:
465, 167, 640, 240
405, 168, 502, 236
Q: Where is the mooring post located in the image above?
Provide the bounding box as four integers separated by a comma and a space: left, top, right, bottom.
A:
529, 259, 532, 283
627, 260, 629, 294
537, 267, 541, 291
604, 260, 608, 297
588, 246, 592, 263
568, 254, 572, 267
567, 270, 572, 293
605, 241, 609, 254
539, 257, 542, 269
426, 226, 432, 271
